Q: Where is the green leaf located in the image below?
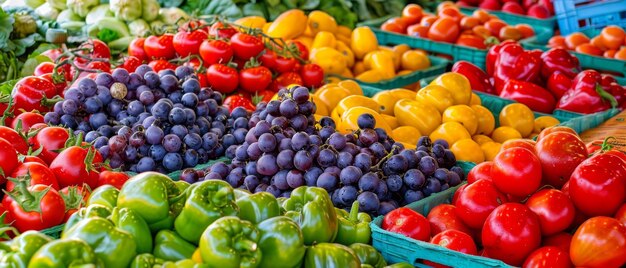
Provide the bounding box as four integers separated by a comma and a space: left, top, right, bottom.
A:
27, 43, 57, 59
268, 3, 288, 21
300, 0, 320, 10
200, 0, 244, 19
0, 79, 18, 95
265, 0, 281, 7
97, 28, 120, 43
242, 3, 268, 18
20, 55, 51, 78
0, 9, 15, 50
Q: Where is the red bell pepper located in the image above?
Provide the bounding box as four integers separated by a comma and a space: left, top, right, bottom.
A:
540, 48, 581, 80
452, 61, 496, 94
486, 40, 516, 76
557, 70, 618, 114
500, 80, 556, 114
493, 43, 542, 93
547, 72, 572, 99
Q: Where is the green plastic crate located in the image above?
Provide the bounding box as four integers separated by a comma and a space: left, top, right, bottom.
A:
124, 156, 231, 180
370, 180, 513, 267
459, 6, 556, 38
333, 55, 449, 90
41, 224, 65, 239
558, 108, 620, 134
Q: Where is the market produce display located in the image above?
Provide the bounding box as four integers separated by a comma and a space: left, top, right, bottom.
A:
456, 0, 554, 19
548, 25, 626, 59
380, 3, 537, 48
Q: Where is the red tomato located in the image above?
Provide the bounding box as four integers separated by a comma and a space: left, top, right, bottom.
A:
536, 126, 577, 141
615, 204, 626, 226
569, 153, 626, 216
274, 56, 298, 73
239, 66, 272, 93
119, 56, 142, 73
525, 189, 575, 236
230, 33, 265, 60
197, 73, 209, 88
535, 132, 587, 188
570, 216, 626, 267
223, 94, 255, 112
144, 34, 176, 60
425, 229, 478, 268
491, 147, 542, 197
59, 185, 90, 222
40, 48, 63, 62
451, 183, 466, 205
454, 179, 507, 229
0, 138, 19, 184
39, 73, 68, 97
288, 40, 310, 60
259, 50, 277, 70
11, 112, 45, 133
0, 126, 28, 155
173, 30, 208, 57
11, 76, 57, 115
7, 162, 60, 191
427, 204, 473, 236
208, 22, 238, 39
206, 64, 239, 94
275, 72, 303, 88
29, 126, 70, 165
98, 170, 130, 189
300, 64, 324, 88
148, 59, 177, 73
21, 156, 48, 166
466, 161, 492, 184
542, 232, 572, 253
75, 39, 111, 66
523, 246, 572, 268
456, 35, 487, 49
199, 40, 234, 66
427, 17, 460, 43
49, 146, 103, 189
382, 207, 431, 241
2, 184, 65, 232
86, 61, 111, 73
33, 62, 54, 76
482, 203, 542, 266
500, 139, 536, 152
128, 38, 148, 62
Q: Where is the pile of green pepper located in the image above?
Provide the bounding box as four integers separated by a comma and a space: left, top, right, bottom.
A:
0, 172, 415, 268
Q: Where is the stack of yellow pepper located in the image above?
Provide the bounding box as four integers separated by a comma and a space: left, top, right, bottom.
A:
312, 73, 562, 164
235, 10, 431, 86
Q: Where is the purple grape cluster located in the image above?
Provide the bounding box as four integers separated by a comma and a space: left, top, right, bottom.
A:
44, 65, 250, 173
180, 85, 465, 216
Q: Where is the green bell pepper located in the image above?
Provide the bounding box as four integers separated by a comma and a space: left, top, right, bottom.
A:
384, 263, 414, 268
117, 172, 185, 231
62, 217, 137, 267
174, 180, 238, 244
110, 207, 153, 254
257, 216, 305, 268
199, 216, 261, 268
304, 243, 361, 268
161, 259, 209, 268
236, 192, 280, 224
282, 186, 338, 245
87, 185, 119, 209
153, 230, 196, 262
234, 188, 250, 199
131, 253, 165, 268
27, 239, 104, 268
349, 243, 387, 268
0, 231, 52, 268
335, 201, 372, 245
63, 204, 112, 233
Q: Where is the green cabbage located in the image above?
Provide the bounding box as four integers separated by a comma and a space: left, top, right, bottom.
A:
141, 0, 159, 22
158, 7, 188, 26
86, 4, 113, 25
34, 3, 59, 20
128, 19, 150, 37
109, 0, 142, 21
55, 9, 82, 24
25, 0, 46, 8
46, 0, 66, 10
67, 0, 99, 18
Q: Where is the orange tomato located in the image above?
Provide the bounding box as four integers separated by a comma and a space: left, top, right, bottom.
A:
460, 16, 480, 30
600, 25, 626, 50
484, 19, 507, 37
472, 9, 491, 23
604, 49, 617, 58
456, 35, 486, 49
590, 36, 608, 51
407, 24, 429, 38
388, 17, 411, 31
402, 4, 424, 25
437, 1, 457, 12
615, 47, 626, 60
472, 25, 492, 38
575, 43, 603, 56
438, 6, 463, 22
548, 36, 566, 49
565, 32, 590, 50
381, 21, 405, 34
515, 24, 535, 38
499, 26, 523, 41
420, 15, 438, 27
428, 17, 460, 43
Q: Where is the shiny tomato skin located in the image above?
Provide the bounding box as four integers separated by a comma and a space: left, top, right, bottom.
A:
300, 64, 325, 88
454, 179, 507, 229
428, 17, 460, 43
569, 153, 626, 216
206, 64, 239, 94
209, 22, 237, 39
615, 204, 626, 226
425, 229, 478, 268
128, 38, 148, 62
173, 30, 208, 57
466, 161, 492, 184
491, 147, 542, 197
7, 162, 60, 191
0, 138, 19, 184
0, 126, 29, 155
525, 189, 575, 236
542, 232, 572, 253
535, 132, 587, 188
382, 207, 431, 242
239, 66, 272, 93
501, 139, 536, 153
97, 170, 130, 189
523, 246, 572, 268
2, 184, 65, 232
144, 34, 176, 60
230, 33, 265, 60
199, 40, 233, 66
427, 204, 473, 237
482, 203, 542, 266
536, 126, 577, 141
451, 183, 467, 204
570, 216, 626, 267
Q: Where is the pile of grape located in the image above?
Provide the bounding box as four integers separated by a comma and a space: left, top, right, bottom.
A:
44, 65, 249, 172
182, 86, 466, 216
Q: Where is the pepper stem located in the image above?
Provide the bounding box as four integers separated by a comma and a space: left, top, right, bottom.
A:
600, 136, 617, 152
235, 238, 258, 252
349, 201, 360, 222
596, 85, 618, 108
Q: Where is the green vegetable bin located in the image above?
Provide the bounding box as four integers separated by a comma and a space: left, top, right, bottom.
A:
41, 224, 64, 239
332, 55, 449, 90
459, 6, 557, 38
125, 156, 231, 180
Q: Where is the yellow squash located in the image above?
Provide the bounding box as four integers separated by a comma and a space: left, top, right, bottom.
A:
311, 31, 337, 50
471, 105, 495, 136
370, 51, 396, 79
234, 16, 267, 29
310, 47, 347, 75
381, 114, 399, 129
394, 99, 441, 135
315, 85, 351, 113
336, 26, 352, 38
430, 73, 472, 105
416, 85, 454, 113
372, 90, 414, 115
429, 122, 471, 146
392, 126, 422, 145
336, 95, 380, 117
335, 41, 355, 68
498, 103, 535, 137
337, 80, 363, 95
491, 126, 522, 143
472, 134, 493, 145
533, 116, 560, 134
341, 107, 392, 134
310, 94, 329, 116
351, 27, 378, 59
401, 50, 430, 71
356, 70, 383, 83
480, 141, 502, 161
442, 105, 479, 135
388, 88, 417, 100
451, 139, 485, 163
267, 10, 308, 39
352, 62, 367, 76
308, 11, 338, 35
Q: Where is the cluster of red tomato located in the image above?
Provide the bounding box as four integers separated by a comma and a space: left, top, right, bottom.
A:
126, 21, 325, 110
383, 126, 626, 267
456, 0, 554, 19
0, 121, 129, 234
381, 3, 536, 50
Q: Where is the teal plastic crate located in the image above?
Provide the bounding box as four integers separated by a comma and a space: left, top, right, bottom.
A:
370, 181, 513, 268
41, 224, 64, 239
124, 156, 231, 180
558, 108, 621, 134
554, 0, 626, 36
459, 6, 556, 38
333, 55, 449, 90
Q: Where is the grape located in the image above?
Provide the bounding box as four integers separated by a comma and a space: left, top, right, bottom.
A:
423, 178, 441, 196
324, 166, 341, 177
222, 134, 236, 149
85, 131, 100, 143
418, 156, 438, 176
145, 126, 165, 145
400, 149, 418, 169
137, 157, 156, 172
243, 175, 260, 191
93, 136, 109, 149
404, 169, 426, 190
117, 126, 133, 139
271, 116, 288, 129
65, 88, 84, 102
182, 79, 200, 94
317, 148, 337, 168
181, 93, 198, 108
290, 114, 308, 131
160, 75, 178, 93
374, 128, 388, 141
97, 125, 114, 137
201, 132, 219, 150
62, 99, 78, 115
433, 169, 449, 183
386, 155, 408, 174
304, 167, 323, 186
95, 73, 115, 87
257, 154, 278, 176
234, 118, 248, 129
272, 170, 290, 190
418, 136, 432, 148
376, 181, 389, 201
291, 132, 309, 151
294, 150, 313, 171
292, 86, 309, 104
253, 121, 271, 137
144, 71, 160, 88
298, 101, 315, 115
175, 66, 194, 79
244, 161, 259, 177
441, 183, 450, 191
184, 133, 202, 150
60, 114, 78, 129
77, 122, 91, 132
448, 170, 462, 186
226, 168, 244, 187
338, 186, 358, 207
279, 99, 298, 118
319, 126, 334, 141
353, 153, 372, 173
170, 125, 188, 140
183, 149, 199, 167
258, 133, 277, 153
211, 162, 230, 178
169, 107, 186, 125
359, 129, 378, 147
386, 174, 402, 192
126, 100, 144, 116
319, 117, 335, 129
44, 112, 60, 125
108, 135, 127, 152
432, 144, 446, 158
84, 97, 103, 114
316, 172, 338, 192
342, 143, 359, 156
404, 190, 424, 204
205, 172, 222, 181
358, 172, 379, 192
327, 133, 347, 150
336, 151, 353, 169
369, 142, 387, 159
443, 150, 457, 168
378, 202, 397, 216
276, 149, 295, 169
225, 145, 237, 159
246, 142, 262, 160
124, 146, 138, 161
286, 170, 304, 188
340, 166, 362, 185
149, 145, 167, 161
112, 68, 130, 83
127, 73, 145, 91
357, 114, 376, 129
180, 168, 199, 184
266, 185, 281, 197
357, 192, 380, 212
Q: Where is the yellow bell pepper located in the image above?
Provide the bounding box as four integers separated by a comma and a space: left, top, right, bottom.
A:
429, 122, 472, 146
372, 90, 414, 116
491, 126, 522, 143
416, 85, 455, 113
316, 85, 351, 114
336, 35, 351, 46
469, 92, 481, 106
480, 141, 502, 161
310, 94, 329, 116
335, 41, 355, 68
356, 70, 383, 83
442, 105, 479, 135
336, 25, 352, 38
370, 51, 395, 79
340, 68, 354, 78
430, 73, 472, 105
351, 27, 378, 60
312, 31, 337, 50
394, 99, 441, 135
310, 47, 347, 75
393, 44, 411, 61
381, 114, 399, 129
392, 126, 422, 145
451, 139, 485, 163
352, 62, 367, 76
388, 88, 417, 100
533, 116, 560, 134
471, 105, 495, 136
234, 16, 267, 30
308, 11, 338, 35
472, 134, 493, 145
337, 80, 363, 95
331, 108, 342, 127
341, 107, 392, 134
262, 22, 272, 34
336, 95, 381, 117
401, 50, 430, 71
498, 103, 535, 138
267, 10, 308, 39
379, 47, 401, 70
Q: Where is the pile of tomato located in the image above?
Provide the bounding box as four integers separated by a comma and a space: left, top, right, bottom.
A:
381, 3, 536, 49
456, 0, 554, 19
382, 126, 626, 267
549, 25, 626, 60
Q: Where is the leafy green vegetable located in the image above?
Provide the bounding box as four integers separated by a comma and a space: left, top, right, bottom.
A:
0, 9, 14, 50
0, 79, 18, 96
97, 28, 120, 43
242, 3, 267, 18
20, 54, 51, 77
